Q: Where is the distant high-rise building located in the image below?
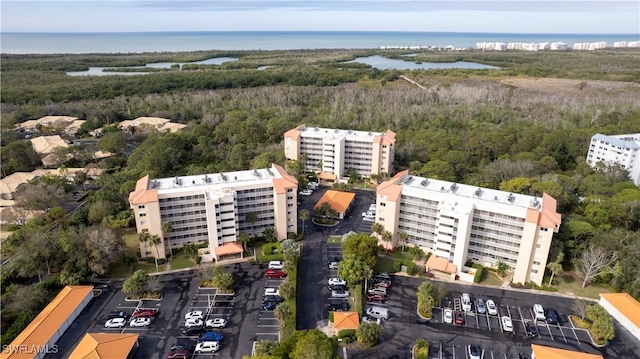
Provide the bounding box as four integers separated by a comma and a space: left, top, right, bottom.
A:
586, 133, 640, 186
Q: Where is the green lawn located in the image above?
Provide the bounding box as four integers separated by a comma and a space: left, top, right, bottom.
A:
373, 250, 418, 273
479, 271, 504, 286
349, 283, 364, 316
170, 249, 196, 270
108, 228, 162, 279
552, 273, 611, 299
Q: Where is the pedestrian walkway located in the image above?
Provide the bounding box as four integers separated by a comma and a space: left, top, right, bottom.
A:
501, 273, 513, 288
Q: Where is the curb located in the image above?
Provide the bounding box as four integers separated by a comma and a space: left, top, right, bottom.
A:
568, 315, 606, 348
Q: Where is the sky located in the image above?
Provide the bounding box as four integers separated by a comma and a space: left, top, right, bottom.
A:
2, 0, 639, 34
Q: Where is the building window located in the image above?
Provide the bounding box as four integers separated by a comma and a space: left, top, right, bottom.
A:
138, 205, 145, 209
533, 261, 541, 266
380, 202, 386, 207
139, 213, 146, 217
379, 217, 384, 222
536, 244, 541, 248
531, 269, 538, 274
140, 221, 147, 225
541, 227, 549, 232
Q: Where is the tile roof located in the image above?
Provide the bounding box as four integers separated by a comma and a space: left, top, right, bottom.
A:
317, 172, 337, 181
314, 190, 356, 214
272, 164, 298, 194
214, 242, 244, 256
30, 135, 69, 155
333, 312, 360, 330
600, 292, 640, 328
426, 256, 458, 274
1, 286, 94, 359
68, 333, 139, 359
530, 344, 603, 359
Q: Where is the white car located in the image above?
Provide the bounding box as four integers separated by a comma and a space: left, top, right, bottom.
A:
328, 261, 339, 270
129, 317, 152, 327
264, 287, 280, 297
362, 211, 375, 218
185, 310, 204, 320
104, 318, 127, 328
331, 290, 350, 298
363, 215, 375, 222
362, 315, 381, 324
205, 318, 227, 328
533, 304, 546, 321
501, 316, 513, 332
461, 293, 472, 312
467, 345, 482, 359
486, 299, 498, 316
268, 261, 284, 270
195, 341, 219, 353
328, 278, 347, 286
369, 204, 377, 212
185, 318, 203, 328
299, 189, 313, 196
443, 308, 454, 324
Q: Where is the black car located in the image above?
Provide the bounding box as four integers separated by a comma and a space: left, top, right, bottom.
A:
545, 308, 560, 325
525, 322, 539, 336
262, 301, 278, 311
108, 310, 131, 320
182, 324, 205, 336
263, 295, 284, 303
329, 301, 349, 311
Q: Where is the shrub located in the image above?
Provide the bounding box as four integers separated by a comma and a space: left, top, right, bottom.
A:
472, 264, 484, 283
262, 242, 281, 255
337, 329, 356, 339
328, 312, 334, 323
416, 346, 429, 359
404, 261, 417, 275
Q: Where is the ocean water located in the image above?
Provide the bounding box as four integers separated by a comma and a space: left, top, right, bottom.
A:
1, 31, 638, 54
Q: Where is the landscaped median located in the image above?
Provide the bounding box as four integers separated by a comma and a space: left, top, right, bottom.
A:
568, 301, 615, 347
275, 247, 300, 339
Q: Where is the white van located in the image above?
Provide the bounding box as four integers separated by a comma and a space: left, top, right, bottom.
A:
533, 304, 546, 321
461, 293, 472, 312
365, 306, 389, 320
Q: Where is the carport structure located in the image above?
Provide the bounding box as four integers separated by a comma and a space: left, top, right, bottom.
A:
314, 190, 356, 219
333, 312, 360, 330
425, 256, 457, 280
531, 344, 603, 359
599, 292, 640, 341
68, 333, 139, 359
213, 241, 244, 262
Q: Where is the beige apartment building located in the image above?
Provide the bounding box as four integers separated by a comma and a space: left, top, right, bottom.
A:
375, 171, 562, 286
284, 125, 396, 179
128, 164, 298, 260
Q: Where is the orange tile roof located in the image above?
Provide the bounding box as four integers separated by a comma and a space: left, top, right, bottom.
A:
426, 256, 458, 274
272, 164, 298, 194
283, 126, 303, 140
530, 344, 603, 359
317, 172, 337, 181
333, 312, 360, 330
68, 333, 139, 359
600, 293, 640, 328
0, 286, 94, 359
539, 193, 562, 229
314, 190, 356, 214
376, 170, 406, 202
128, 175, 158, 205
214, 242, 244, 256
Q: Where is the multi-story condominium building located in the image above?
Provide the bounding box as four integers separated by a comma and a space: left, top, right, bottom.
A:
586, 133, 640, 186
284, 125, 396, 179
128, 164, 298, 260
375, 171, 562, 286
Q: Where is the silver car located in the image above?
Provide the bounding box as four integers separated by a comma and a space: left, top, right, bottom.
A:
476, 298, 486, 314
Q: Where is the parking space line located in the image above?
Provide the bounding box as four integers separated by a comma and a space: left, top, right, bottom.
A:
571, 327, 582, 345
557, 324, 568, 343
545, 323, 555, 340
475, 313, 480, 329
486, 314, 492, 331
451, 345, 455, 359
517, 307, 528, 332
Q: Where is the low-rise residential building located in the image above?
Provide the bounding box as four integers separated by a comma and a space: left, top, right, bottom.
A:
119, 117, 187, 134
14, 116, 85, 136
374, 171, 561, 286
30, 135, 68, 156
284, 125, 395, 179
586, 133, 640, 186
599, 292, 640, 342
128, 164, 298, 261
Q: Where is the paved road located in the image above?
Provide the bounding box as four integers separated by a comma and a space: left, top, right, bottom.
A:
297, 187, 376, 330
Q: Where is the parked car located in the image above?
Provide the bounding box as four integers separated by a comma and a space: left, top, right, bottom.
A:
329, 301, 349, 311
182, 324, 204, 336
185, 310, 204, 320
373, 273, 390, 280
307, 182, 319, 190
195, 341, 219, 353
198, 331, 223, 342
367, 293, 386, 302
262, 295, 284, 303
299, 189, 313, 196
501, 316, 514, 332
461, 293, 472, 312
328, 261, 340, 269
362, 211, 375, 218
525, 321, 539, 336
104, 318, 127, 328
264, 287, 280, 297
130, 317, 152, 327
268, 261, 284, 270
262, 301, 278, 311
443, 308, 454, 324
368, 204, 377, 212
486, 299, 498, 316
170, 342, 195, 352
533, 304, 546, 321
455, 311, 465, 325
185, 318, 203, 328
545, 308, 560, 325
362, 315, 381, 324
331, 290, 350, 298
371, 279, 391, 288
329, 284, 348, 292
108, 310, 131, 320
362, 214, 375, 222
265, 269, 286, 279
476, 298, 486, 314
368, 288, 387, 297
328, 278, 347, 286
205, 318, 227, 329
133, 308, 159, 318
467, 345, 482, 359
166, 349, 190, 359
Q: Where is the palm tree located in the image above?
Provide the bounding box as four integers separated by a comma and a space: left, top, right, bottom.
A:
161, 221, 173, 258
245, 212, 258, 238
238, 232, 250, 253
263, 227, 276, 243
381, 230, 393, 250
138, 232, 161, 271
397, 231, 409, 251
371, 223, 384, 238
299, 209, 309, 235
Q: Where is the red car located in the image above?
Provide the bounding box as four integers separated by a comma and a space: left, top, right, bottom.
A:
167, 349, 190, 359
455, 311, 465, 325
133, 308, 159, 318
367, 294, 386, 302
265, 269, 286, 279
